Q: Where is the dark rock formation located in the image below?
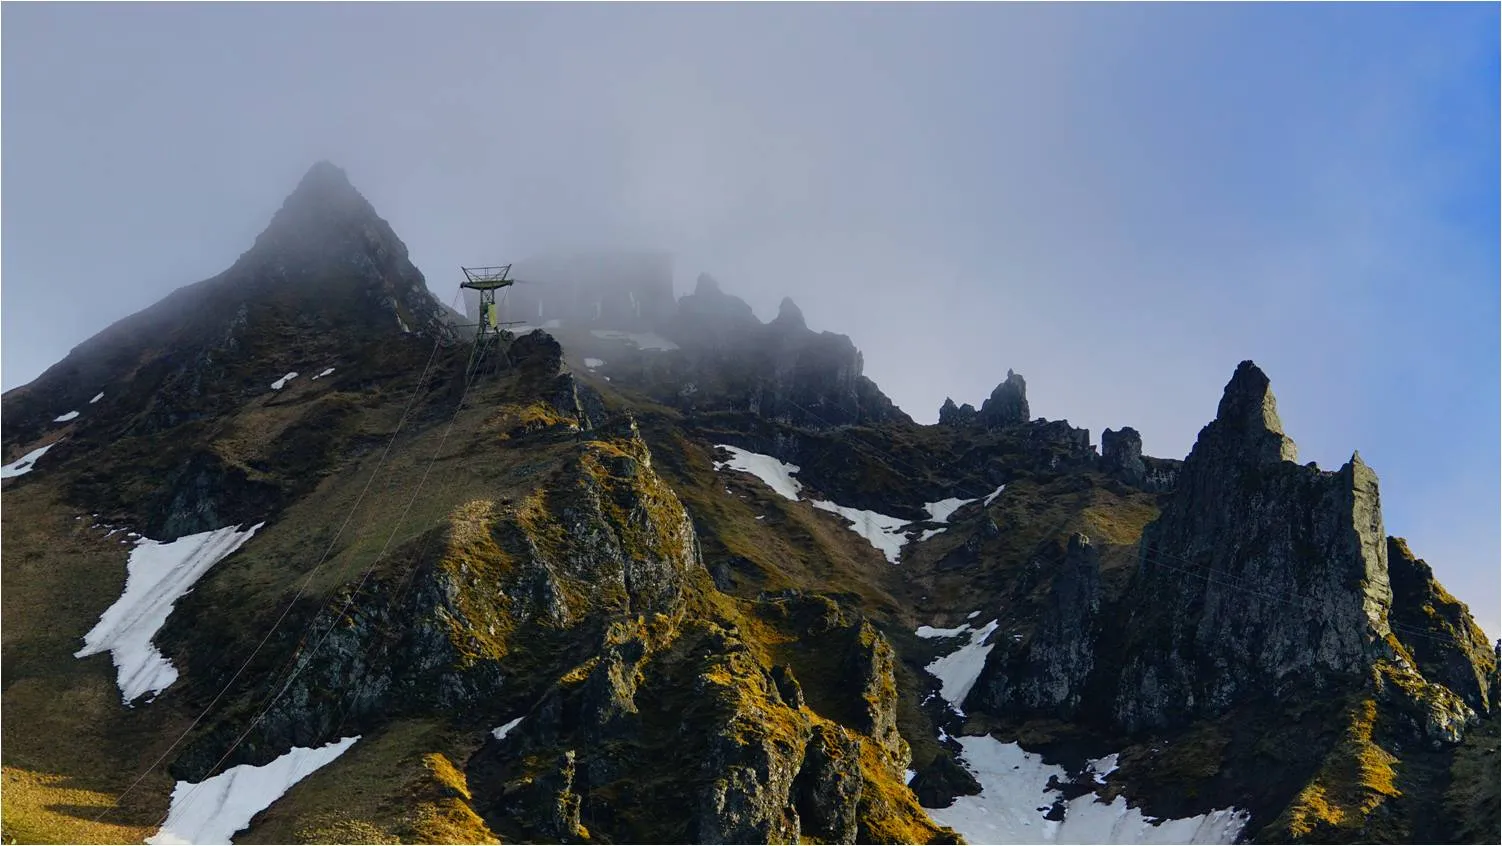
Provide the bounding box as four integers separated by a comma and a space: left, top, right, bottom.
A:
1386, 536, 1498, 715
170, 426, 701, 779
970, 533, 1102, 717
1101, 427, 1146, 485
937, 398, 978, 427
794, 724, 863, 843
1113, 361, 1392, 730
652, 283, 909, 427
977, 369, 1030, 428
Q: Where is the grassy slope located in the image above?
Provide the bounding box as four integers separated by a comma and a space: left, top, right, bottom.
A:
0, 484, 181, 843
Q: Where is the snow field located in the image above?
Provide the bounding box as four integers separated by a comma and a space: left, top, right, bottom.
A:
75, 523, 265, 703
147, 736, 361, 844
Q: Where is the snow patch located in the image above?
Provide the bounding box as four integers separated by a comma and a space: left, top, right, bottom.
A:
714, 445, 804, 501
311, 367, 335, 380
712, 445, 911, 564
270, 372, 298, 390
916, 624, 972, 639
923, 619, 998, 714
492, 716, 524, 741
397, 313, 411, 333
584, 358, 605, 368
147, 736, 360, 845
929, 736, 1248, 845
1, 443, 57, 479
966, 610, 982, 619
90, 392, 105, 404
75, 523, 264, 704
808, 499, 909, 564
54, 410, 80, 423
589, 328, 679, 351
916, 484, 1007, 542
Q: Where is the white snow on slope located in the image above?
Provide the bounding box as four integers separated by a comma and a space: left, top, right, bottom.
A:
714, 445, 804, 501
311, 367, 335, 380
584, 357, 605, 368
508, 320, 563, 333
916, 623, 972, 639
2, 444, 57, 479
917, 484, 1006, 542
809, 500, 910, 564
589, 329, 679, 351
930, 735, 1249, 845
54, 410, 80, 423
270, 372, 298, 390
75, 523, 265, 703
712, 445, 910, 563
90, 391, 105, 404
923, 619, 999, 714
147, 736, 360, 845
492, 716, 524, 740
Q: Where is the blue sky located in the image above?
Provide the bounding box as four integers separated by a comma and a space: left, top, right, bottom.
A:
3, 3, 1497, 633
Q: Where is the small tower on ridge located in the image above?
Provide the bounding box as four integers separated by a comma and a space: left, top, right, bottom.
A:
459, 265, 521, 342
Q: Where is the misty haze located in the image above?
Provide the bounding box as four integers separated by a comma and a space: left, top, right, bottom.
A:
2, 4, 1497, 846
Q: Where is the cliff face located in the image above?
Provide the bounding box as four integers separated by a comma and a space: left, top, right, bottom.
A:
1114, 361, 1394, 730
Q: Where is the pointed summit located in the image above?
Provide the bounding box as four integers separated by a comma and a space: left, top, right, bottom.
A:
251, 161, 391, 258
771, 296, 806, 331
1210, 360, 1297, 463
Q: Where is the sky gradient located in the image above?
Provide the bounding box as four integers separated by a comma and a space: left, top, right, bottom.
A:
4, 3, 1497, 633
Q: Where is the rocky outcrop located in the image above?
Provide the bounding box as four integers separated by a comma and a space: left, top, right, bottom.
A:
170, 426, 702, 780
1102, 426, 1180, 492
1113, 361, 1393, 731
845, 621, 912, 770
654, 285, 909, 427
977, 370, 1030, 428
1386, 537, 1498, 715
1101, 427, 1146, 485
937, 398, 978, 427
971, 533, 1101, 717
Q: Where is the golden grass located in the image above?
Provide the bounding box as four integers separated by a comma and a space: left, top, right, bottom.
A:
1280, 699, 1400, 838
0, 768, 154, 845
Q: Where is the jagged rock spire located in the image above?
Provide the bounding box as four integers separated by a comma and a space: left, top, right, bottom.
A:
977, 369, 1029, 428
1211, 360, 1298, 464
771, 297, 806, 331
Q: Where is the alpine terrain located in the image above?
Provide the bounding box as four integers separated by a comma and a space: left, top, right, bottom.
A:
2, 162, 1496, 845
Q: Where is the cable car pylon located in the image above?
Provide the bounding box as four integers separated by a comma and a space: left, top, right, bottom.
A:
459, 265, 526, 342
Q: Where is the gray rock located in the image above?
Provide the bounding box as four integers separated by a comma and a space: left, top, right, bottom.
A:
1113, 361, 1393, 730
976, 369, 1030, 428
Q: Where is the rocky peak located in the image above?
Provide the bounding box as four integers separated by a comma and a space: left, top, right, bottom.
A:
771, 297, 807, 332
976, 369, 1029, 428
1209, 360, 1299, 464
937, 398, 977, 427
251, 161, 389, 256
676, 273, 758, 331
1112, 362, 1393, 730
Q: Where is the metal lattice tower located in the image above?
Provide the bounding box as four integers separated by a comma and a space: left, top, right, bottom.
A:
459, 265, 523, 341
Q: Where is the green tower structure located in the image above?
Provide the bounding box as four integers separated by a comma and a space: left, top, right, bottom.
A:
459, 265, 520, 341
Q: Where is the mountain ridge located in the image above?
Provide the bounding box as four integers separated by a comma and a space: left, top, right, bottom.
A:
2, 162, 1494, 846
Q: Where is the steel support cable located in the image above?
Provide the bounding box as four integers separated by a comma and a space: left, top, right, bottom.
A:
92, 290, 461, 825
156, 325, 503, 830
